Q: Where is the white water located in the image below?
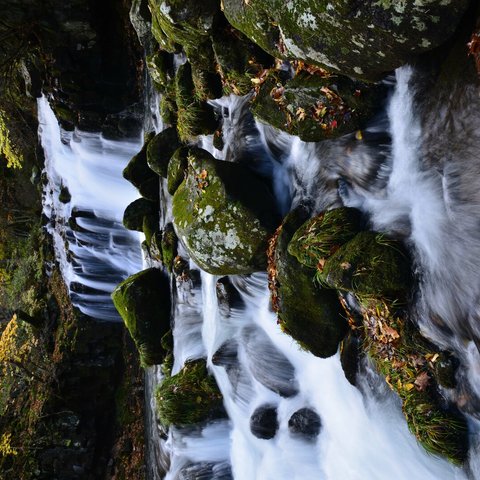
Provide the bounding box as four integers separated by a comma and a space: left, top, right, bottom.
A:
38, 96, 143, 320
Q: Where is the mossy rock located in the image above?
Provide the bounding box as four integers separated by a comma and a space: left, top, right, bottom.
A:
146, 127, 180, 178
211, 24, 274, 96
175, 62, 195, 108
288, 207, 363, 269
123, 198, 158, 232
111, 268, 171, 366
318, 231, 412, 299
155, 358, 224, 427
161, 223, 178, 272
149, 230, 164, 262
146, 50, 173, 92
143, 213, 159, 246
59, 185, 71, 204
271, 206, 348, 358
362, 299, 468, 464
191, 63, 223, 101
222, 0, 470, 81
172, 147, 279, 275
148, 0, 220, 70
251, 71, 387, 142
123, 132, 159, 201
167, 146, 189, 195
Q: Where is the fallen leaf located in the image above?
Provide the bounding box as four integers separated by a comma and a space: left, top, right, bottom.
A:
414, 371, 430, 391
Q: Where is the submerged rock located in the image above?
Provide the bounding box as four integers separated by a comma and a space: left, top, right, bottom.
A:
288, 408, 321, 440
270, 206, 348, 358
111, 267, 171, 366
178, 461, 233, 480
222, 0, 470, 80
242, 326, 299, 398
250, 404, 279, 439
216, 277, 245, 317
172, 147, 279, 275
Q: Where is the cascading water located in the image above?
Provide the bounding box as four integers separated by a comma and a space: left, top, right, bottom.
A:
151, 65, 480, 479
38, 95, 143, 320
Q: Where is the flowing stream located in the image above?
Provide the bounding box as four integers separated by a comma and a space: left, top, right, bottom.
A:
38, 63, 480, 479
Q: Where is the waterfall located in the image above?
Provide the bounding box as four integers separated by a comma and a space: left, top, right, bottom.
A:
38, 96, 143, 320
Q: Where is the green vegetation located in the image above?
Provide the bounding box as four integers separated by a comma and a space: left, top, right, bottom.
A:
155, 359, 223, 427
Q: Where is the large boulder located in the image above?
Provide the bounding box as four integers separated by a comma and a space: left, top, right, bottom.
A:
111, 268, 171, 366
172, 147, 279, 275
270, 206, 348, 358
222, 0, 470, 80
252, 70, 386, 142
288, 407, 321, 440
122, 198, 158, 232
146, 127, 180, 177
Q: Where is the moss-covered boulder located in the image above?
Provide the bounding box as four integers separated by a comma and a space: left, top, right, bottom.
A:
222, 0, 470, 81
146, 127, 180, 178
142, 213, 159, 246
288, 207, 363, 269
252, 70, 386, 141
361, 298, 468, 464
155, 359, 224, 427
269, 206, 348, 358
146, 49, 173, 92
172, 147, 279, 275
167, 146, 189, 195
123, 198, 158, 232
191, 64, 223, 101
111, 268, 171, 366
318, 231, 411, 299
123, 132, 159, 201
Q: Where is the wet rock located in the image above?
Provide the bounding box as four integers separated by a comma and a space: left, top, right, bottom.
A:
122, 197, 158, 232
250, 404, 279, 439
340, 331, 361, 386
242, 326, 299, 398
123, 132, 159, 201
146, 127, 180, 177
172, 147, 279, 275
271, 206, 348, 358
59, 185, 72, 204
222, 0, 470, 81
178, 461, 233, 480
111, 267, 171, 366
435, 352, 459, 390
161, 223, 178, 272
288, 408, 321, 440
216, 277, 245, 317
212, 340, 239, 368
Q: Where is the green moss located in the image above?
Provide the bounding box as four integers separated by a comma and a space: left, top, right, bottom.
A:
167, 146, 189, 195
362, 299, 468, 464
111, 268, 171, 366
317, 231, 411, 299
0, 110, 23, 169
269, 207, 348, 358
288, 207, 362, 269
172, 147, 279, 275
155, 359, 224, 427
161, 223, 178, 272
123, 198, 158, 232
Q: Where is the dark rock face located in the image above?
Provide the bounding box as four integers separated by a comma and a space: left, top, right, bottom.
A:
242, 326, 299, 398
288, 408, 321, 440
250, 404, 279, 440
340, 331, 361, 386
223, 0, 470, 81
